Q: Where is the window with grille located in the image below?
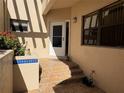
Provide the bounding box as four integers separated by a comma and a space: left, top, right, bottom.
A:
10, 19, 28, 32
82, 1, 124, 47
82, 12, 98, 45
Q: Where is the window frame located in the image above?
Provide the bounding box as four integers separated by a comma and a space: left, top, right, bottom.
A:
81, 0, 124, 48
10, 19, 29, 32
82, 11, 99, 45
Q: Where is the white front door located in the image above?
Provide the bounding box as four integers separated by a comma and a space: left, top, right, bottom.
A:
49, 22, 66, 56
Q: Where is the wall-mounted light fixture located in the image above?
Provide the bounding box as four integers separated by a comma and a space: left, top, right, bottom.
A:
73, 17, 77, 23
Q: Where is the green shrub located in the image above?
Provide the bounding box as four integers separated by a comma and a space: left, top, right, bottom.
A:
0, 31, 25, 56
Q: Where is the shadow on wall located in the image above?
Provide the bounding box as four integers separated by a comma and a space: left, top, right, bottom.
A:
13, 64, 27, 93
6, 0, 49, 49
39, 63, 42, 82
13, 63, 43, 93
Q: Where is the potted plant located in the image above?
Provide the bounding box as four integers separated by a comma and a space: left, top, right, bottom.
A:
82, 70, 95, 87
0, 31, 25, 56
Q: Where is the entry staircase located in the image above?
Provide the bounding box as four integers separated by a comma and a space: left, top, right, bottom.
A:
59, 58, 84, 84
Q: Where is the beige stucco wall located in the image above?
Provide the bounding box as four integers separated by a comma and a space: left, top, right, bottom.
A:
13, 56, 39, 93
3, 0, 124, 92
46, 8, 71, 22
7, 0, 71, 58
42, 0, 56, 15
7, 0, 49, 58
70, 0, 124, 93
0, 0, 4, 31
46, 8, 71, 57
0, 50, 14, 93
46, 7, 71, 32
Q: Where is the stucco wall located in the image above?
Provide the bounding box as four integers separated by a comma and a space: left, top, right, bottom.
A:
13, 56, 39, 93
46, 8, 71, 57
42, 0, 49, 13
0, 50, 14, 93
70, 0, 124, 93
42, 0, 56, 15
6, 0, 71, 58
7, 0, 49, 58
46, 8, 71, 22
46, 8, 71, 38
0, 0, 4, 31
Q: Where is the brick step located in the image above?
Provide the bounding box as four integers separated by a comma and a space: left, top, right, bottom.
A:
58, 56, 69, 61
64, 61, 77, 66
58, 60, 79, 68
71, 69, 84, 76
68, 64, 79, 69
59, 74, 84, 84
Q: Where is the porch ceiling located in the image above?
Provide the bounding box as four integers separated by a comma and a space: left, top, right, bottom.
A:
52, 0, 80, 9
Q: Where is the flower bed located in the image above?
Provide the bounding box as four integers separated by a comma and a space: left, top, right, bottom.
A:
0, 31, 25, 56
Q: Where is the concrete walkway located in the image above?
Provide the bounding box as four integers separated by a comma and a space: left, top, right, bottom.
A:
38, 58, 105, 93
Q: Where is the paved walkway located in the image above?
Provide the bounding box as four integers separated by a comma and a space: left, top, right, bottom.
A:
53, 83, 104, 93
37, 58, 105, 93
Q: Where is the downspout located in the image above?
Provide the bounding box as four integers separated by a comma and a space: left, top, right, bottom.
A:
3, 0, 8, 31
6, 0, 8, 31
3, 0, 5, 31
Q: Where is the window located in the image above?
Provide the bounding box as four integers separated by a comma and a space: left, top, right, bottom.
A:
83, 12, 98, 45
10, 19, 28, 32
52, 25, 62, 47
82, 1, 124, 47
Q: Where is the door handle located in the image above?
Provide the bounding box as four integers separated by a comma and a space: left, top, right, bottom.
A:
62, 37, 64, 41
